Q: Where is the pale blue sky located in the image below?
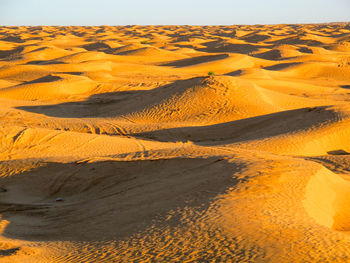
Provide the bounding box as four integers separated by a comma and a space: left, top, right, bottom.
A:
0, 0, 349, 26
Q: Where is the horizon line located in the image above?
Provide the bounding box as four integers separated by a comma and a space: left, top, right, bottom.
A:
1, 21, 349, 27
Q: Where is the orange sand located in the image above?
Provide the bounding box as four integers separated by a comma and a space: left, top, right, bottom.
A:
0, 24, 350, 262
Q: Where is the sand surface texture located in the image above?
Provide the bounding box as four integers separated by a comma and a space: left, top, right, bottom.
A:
0, 24, 350, 262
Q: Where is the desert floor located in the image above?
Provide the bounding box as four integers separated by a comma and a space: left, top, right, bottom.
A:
0, 24, 350, 262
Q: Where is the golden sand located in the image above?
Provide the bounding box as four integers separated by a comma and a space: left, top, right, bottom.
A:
0, 24, 349, 262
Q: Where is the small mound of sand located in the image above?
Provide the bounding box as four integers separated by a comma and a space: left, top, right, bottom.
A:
304, 167, 350, 230
0, 74, 97, 101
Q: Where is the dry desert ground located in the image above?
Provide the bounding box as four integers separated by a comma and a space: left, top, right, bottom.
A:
0, 24, 349, 262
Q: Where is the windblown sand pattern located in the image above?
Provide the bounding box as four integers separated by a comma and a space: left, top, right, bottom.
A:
0, 24, 350, 262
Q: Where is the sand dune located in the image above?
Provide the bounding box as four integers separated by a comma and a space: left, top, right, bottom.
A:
0, 74, 97, 101
0, 23, 350, 262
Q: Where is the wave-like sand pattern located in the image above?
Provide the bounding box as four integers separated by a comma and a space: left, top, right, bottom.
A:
0, 23, 350, 262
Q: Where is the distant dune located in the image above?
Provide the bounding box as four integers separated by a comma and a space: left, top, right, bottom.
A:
0, 23, 350, 262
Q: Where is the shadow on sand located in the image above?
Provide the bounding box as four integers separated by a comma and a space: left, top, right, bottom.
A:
0, 157, 245, 242
130, 106, 334, 145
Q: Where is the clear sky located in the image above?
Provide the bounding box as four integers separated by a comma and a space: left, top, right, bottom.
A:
0, 0, 349, 26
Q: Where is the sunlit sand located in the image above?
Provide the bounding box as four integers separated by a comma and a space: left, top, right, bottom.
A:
0, 23, 350, 262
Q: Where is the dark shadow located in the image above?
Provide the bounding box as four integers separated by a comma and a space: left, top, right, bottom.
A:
327, 150, 350, 156
82, 42, 112, 52
0, 247, 20, 257
130, 106, 334, 145
71, 31, 87, 37
341, 85, 350, 89
26, 46, 47, 53
197, 41, 263, 54
1, 36, 25, 43
116, 47, 149, 55
24, 37, 44, 41
264, 62, 302, 71
251, 49, 294, 61
161, 54, 229, 67
239, 33, 270, 43
16, 90, 141, 118
27, 26, 43, 32
80, 42, 155, 56
0, 46, 24, 60
225, 69, 243, 76
57, 72, 83, 76
169, 35, 209, 43
298, 47, 313, 53
26, 60, 65, 65
305, 154, 350, 176
19, 75, 62, 85
0, 158, 245, 241
171, 43, 198, 50
265, 36, 324, 46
